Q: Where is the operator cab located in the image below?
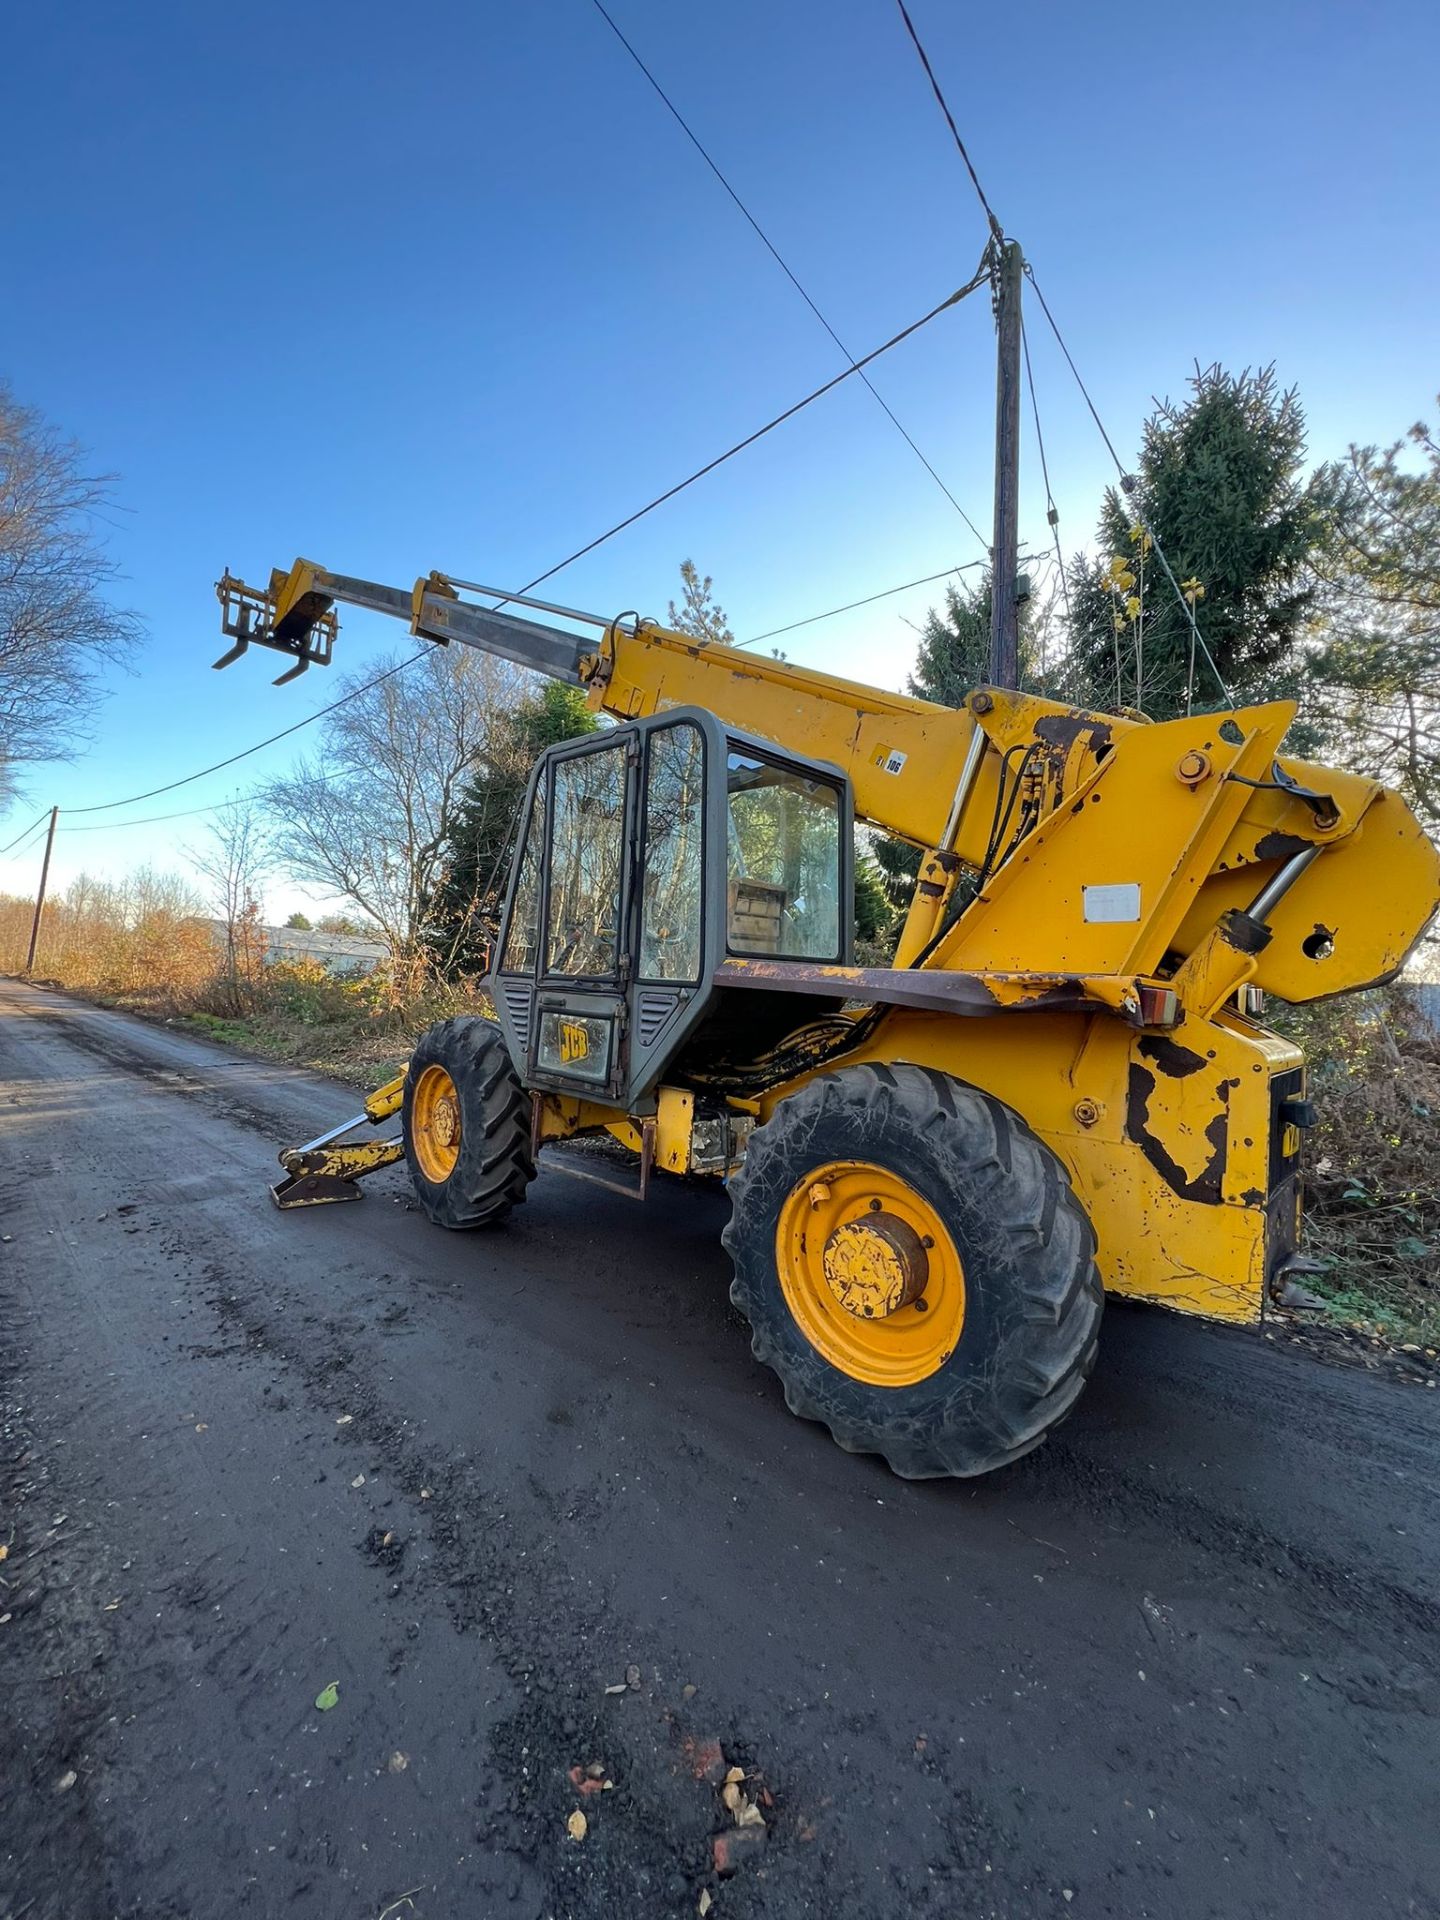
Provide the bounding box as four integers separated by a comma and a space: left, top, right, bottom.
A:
487, 707, 853, 1109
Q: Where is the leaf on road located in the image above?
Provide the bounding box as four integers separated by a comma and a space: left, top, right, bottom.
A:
567, 1810, 587, 1842
699, 1892, 712, 1916
315, 1681, 340, 1711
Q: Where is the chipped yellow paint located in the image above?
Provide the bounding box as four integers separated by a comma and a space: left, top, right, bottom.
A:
363, 1073, 405, 1124
655, 1086, 695, 1173
283, 1136, 406, 1181
754, 1008, 1299, 1325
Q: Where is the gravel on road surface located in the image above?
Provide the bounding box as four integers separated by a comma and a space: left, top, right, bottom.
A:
2, 977, 1438, 1920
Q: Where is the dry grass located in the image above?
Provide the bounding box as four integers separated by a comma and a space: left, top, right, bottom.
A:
178, 960, 493, 1091
1275, 985, 1440, 1345
0, 873, 215, 1011
0, 880, 490, 1092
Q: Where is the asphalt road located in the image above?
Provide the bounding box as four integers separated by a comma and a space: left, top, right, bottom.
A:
2, 977, 1438, 1920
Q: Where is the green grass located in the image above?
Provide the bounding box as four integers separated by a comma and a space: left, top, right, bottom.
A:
1301, 1263, 1440, 1350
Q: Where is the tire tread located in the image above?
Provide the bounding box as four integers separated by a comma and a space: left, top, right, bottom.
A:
723, 1063, 1101, 1478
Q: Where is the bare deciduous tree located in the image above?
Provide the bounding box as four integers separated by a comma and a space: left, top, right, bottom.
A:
189, 800, 269, 1010
0, 384, 142, 809
259, 647, 524, 954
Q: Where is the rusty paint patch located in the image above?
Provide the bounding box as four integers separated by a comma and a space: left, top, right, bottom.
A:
711, 960, 1122, 1021
1137, 1035, 1207, 1079
1124, 1065, 1229, 1205
1034, 712, 1115, 755
1252, 830, 1311, 863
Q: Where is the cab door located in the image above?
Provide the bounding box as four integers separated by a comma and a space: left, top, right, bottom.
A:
529, 734, 636, 1101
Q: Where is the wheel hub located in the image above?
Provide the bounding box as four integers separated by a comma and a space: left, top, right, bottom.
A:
777, 1161, 965, 1388
410, 1063, 464, 1183
821, 1212, 929, 1320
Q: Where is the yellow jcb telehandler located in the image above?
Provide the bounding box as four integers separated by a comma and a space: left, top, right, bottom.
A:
211, 556, 1440, 1477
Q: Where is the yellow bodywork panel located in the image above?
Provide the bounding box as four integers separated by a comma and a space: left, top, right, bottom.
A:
364, 1073, 405, 1123
752, 1007, 1300, 1325
592, 628, 1439, 1002
543, 1086, 696, 1173
235, 564, 1440, 1004
588, 622, 978, 847
532, 1003, 1291, 1322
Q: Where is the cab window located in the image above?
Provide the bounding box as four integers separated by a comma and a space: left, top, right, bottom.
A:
640, 724, 705, 982
726, 749, 842, 961
499, 781, 545, 973
546, 743, 627, 978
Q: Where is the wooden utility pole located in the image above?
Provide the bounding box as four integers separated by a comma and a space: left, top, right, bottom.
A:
989, 238, 1024, 689
24, 807, 59, 974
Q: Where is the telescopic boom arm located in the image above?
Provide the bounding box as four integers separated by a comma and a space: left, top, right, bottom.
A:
215, 560, 1440, 1009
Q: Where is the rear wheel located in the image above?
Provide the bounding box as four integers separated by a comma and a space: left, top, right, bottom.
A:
402, 1017, 535, 1230
723, 1063, 1101, 1477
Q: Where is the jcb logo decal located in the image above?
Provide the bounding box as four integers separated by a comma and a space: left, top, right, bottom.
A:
559, 1020, 590, 1063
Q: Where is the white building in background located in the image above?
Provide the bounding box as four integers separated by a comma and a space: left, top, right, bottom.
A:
204, 920, 387, 977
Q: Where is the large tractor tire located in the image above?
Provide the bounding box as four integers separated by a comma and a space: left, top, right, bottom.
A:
402, 1017, 535, 1230
723, 1063, 1101, 1478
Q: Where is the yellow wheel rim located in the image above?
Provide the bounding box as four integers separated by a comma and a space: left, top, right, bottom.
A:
776, 1161, 966, 1388
411, 1063, 463, 1183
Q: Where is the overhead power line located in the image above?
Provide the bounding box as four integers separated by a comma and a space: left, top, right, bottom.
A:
1022, 268, 1127, 477
1024, 265, 1234, 707
588, 0, 989, 554
59, 281, 982, 823
893, 0, 1004, 242
0, 809, 52, 859
735, 559, 989, 650
64, 653, 428, 816
495, 274, 988, 609
1019, 318, 1072, 636
59, 800, 238, 833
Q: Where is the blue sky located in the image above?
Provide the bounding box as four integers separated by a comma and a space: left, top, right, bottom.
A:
2, 0, 1436, 914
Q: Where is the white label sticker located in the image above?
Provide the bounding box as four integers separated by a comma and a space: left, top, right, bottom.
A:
882, 749, 907, 775
1083, 882, 1142, 924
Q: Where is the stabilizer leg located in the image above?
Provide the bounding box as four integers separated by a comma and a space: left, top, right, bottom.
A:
271, 1079, 408, 1210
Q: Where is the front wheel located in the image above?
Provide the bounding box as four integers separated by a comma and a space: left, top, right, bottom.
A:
402, 1017, 535, 1230
723, 1063, 1102, 1477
